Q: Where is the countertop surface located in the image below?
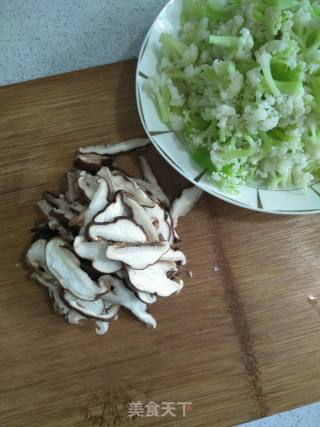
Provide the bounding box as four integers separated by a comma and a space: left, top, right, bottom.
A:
0, 0, 167, 85
1, 60, 320, 427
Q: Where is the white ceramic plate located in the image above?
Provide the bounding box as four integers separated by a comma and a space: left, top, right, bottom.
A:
136, 0, 320, 215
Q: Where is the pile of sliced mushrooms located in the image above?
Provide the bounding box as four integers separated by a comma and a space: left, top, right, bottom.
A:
26, 139, 202, 335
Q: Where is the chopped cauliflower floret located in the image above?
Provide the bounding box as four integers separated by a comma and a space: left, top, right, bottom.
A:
146, 0, 320, 191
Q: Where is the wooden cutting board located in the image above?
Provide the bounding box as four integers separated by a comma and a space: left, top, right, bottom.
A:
1, 60, 320, 427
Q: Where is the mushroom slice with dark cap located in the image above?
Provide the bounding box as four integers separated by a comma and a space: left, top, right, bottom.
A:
26, 241, 68, 316
144, 204, 171, 241
98, 167, 155, 207
37, 199, 53, 217
47, 217, 74, 242
74, 153, 113, 174
94, 193, 128, 223
127, 262, 183, 297
43, 192, 71, 212
26, 238, 48, 271
78, 172, 100, 201
138, 156, 170, 208
46, 237, 107, 301
83, 178, 108, 228
74, 236, 121, 273
95, 321, 110, 335
107, 242, 170, 270
88, 218, 147, 243
170, 186, 203, 228
136, 291, 157, 305
32, 272, 69, 316
100, 275, 156, 328
118, 174, 156, 208
43, 192, 76, 221
37, 200, 72, 239
26, 239, 57, 282
97, 167, 116, 195
122, 193, 158, 241
65, 169, 80, 203
63, 290, 119, 322
65, 310, 86, 325
79, 138, 150, 155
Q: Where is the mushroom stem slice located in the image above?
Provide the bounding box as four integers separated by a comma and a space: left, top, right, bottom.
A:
26, 239, 58, 282
79, 138, 150, 155
47, 217, 74, 242
78, 172, 100, 201
170, 186, 203, 228
65, 310, 85, 325
66, 170, 80, 203
97, 167, 116, 196
83, 179, 108, 227
100, 275, 156, 328
38, 199, 53, 216
46, 237, 107, 301
107, 242, 170, 270
88, 218, 147, 243
95, 321, 110, 335
74, 236, 121, 273
122, 193, 159, 241
138, 156, 170, 208
127, 263, 183, 297
43, 193, 75, 221
26, 239, 48, 270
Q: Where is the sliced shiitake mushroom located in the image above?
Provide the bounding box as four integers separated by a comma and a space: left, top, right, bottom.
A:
138, 156, 170, 208
65, 310, 86, 325
43, 192, 75, 221
65, 169, 80, 203
78, 172, 100, 201
170, 186, 202, 228
46, 237, 107, 301
94, 193, 128, 223
144, 204, 171, 241
88, 218, 147, 243
160, 248, 187, 265
74, 236, 121, 273
63, 290, 119, 322
136, 291, 157, 305
95, 321, 110, 335
127, 262, 183, 297
122, 193, 158, 241
26, 138, 195, 335
100, 275, 156, 328
98, 167, 155, 208
79, 138, 149, 155
74, 153, 113, 174
83, 178, 108, 228
107, 242, 170, 270
32, 272, 70, 316
26, 239, 48, 270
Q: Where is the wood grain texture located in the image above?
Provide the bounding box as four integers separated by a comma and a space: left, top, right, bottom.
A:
1, 60, 320, 427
